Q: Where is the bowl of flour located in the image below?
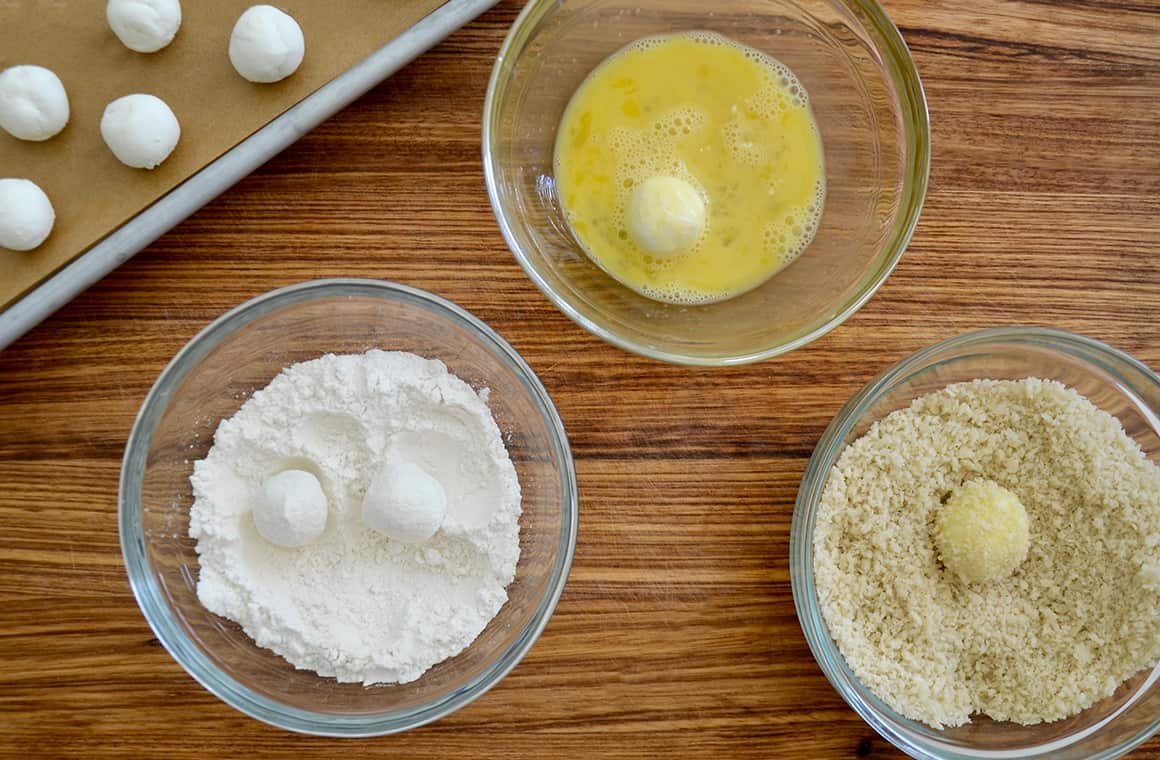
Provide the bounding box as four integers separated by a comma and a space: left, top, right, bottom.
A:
120, 279, 577, 736
791, 327, 1160, 759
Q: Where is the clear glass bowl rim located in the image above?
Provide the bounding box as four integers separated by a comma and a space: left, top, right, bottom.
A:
119, 278, 580, 737
790, 325, 1160, 759
482, 0, 932, 366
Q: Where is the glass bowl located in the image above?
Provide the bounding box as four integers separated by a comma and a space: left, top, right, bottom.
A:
119, 279, 578, 736
791, 327, 1160, 759
483, 0, 930, 366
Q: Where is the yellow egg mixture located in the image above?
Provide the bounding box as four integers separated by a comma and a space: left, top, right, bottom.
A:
553, 32, 825, 304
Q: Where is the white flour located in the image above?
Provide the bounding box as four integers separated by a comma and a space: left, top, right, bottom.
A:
188, 350, 521, 685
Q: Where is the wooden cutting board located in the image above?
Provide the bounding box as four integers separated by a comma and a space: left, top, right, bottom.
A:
1, 0, 1158, 757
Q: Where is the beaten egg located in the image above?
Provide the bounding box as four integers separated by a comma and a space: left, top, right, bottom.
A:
554, 32, 826, 305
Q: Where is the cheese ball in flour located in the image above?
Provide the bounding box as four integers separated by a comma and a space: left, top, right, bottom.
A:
107, 0, 183, 53
0, 65, 69, 141
362, 461, 448, 544
100, 94, 180, 169
229, 5, 305, 84
0, 179, 55, 251
253, 469, 328, 548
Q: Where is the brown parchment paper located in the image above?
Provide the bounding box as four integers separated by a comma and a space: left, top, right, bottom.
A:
0, 0, 446, 310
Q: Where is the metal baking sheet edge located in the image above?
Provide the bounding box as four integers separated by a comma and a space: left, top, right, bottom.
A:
0, 0, 500, 351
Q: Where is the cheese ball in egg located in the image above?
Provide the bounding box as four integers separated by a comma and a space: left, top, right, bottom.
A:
627, 176, 706, 256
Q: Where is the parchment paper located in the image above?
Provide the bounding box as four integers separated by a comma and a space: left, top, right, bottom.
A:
0, 0, 446, 309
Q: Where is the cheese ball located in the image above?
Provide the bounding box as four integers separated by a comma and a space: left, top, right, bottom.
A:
0, 65, 70, 141
107, 0, 183, 54
0, 179, 55, 251
935, 479, 1030, 584
627, 176, 706, 256
362, 461, 447, 544
252, 469, 328, 548
100, 94, 180, 169
228, 5, 305, 84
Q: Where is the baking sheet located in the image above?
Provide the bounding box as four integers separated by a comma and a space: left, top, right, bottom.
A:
0, 0, 447, 309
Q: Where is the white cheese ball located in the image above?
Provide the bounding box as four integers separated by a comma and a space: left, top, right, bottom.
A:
0, 178, 55, 251
0, 65, 70, 142
107, 0, 182, 54
229, 5, 305, 84
253, 469, 328, 548
100, 94, 180, 169
627, 176, 706, 256
362, 462, 447, 544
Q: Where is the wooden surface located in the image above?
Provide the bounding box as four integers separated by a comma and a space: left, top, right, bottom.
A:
1, 0, 1158, 757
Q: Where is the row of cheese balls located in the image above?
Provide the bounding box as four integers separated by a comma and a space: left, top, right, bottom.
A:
0, 1, 306, 252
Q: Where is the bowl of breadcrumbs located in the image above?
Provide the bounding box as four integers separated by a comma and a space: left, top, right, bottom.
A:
792, 327, 1160, 760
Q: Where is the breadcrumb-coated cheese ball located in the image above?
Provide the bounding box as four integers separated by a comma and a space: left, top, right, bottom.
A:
935, 478, 1030, 584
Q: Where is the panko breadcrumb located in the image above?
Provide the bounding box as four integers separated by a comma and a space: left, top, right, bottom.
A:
813, 378, 1160, 728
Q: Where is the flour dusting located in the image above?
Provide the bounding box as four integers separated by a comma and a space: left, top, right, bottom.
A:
189, 350, 521, 685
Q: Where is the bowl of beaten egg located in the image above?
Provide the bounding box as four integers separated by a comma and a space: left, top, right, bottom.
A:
484, 0, 929, 365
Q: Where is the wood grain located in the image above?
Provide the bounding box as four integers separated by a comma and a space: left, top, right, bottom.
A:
1, 1, 1158, 757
